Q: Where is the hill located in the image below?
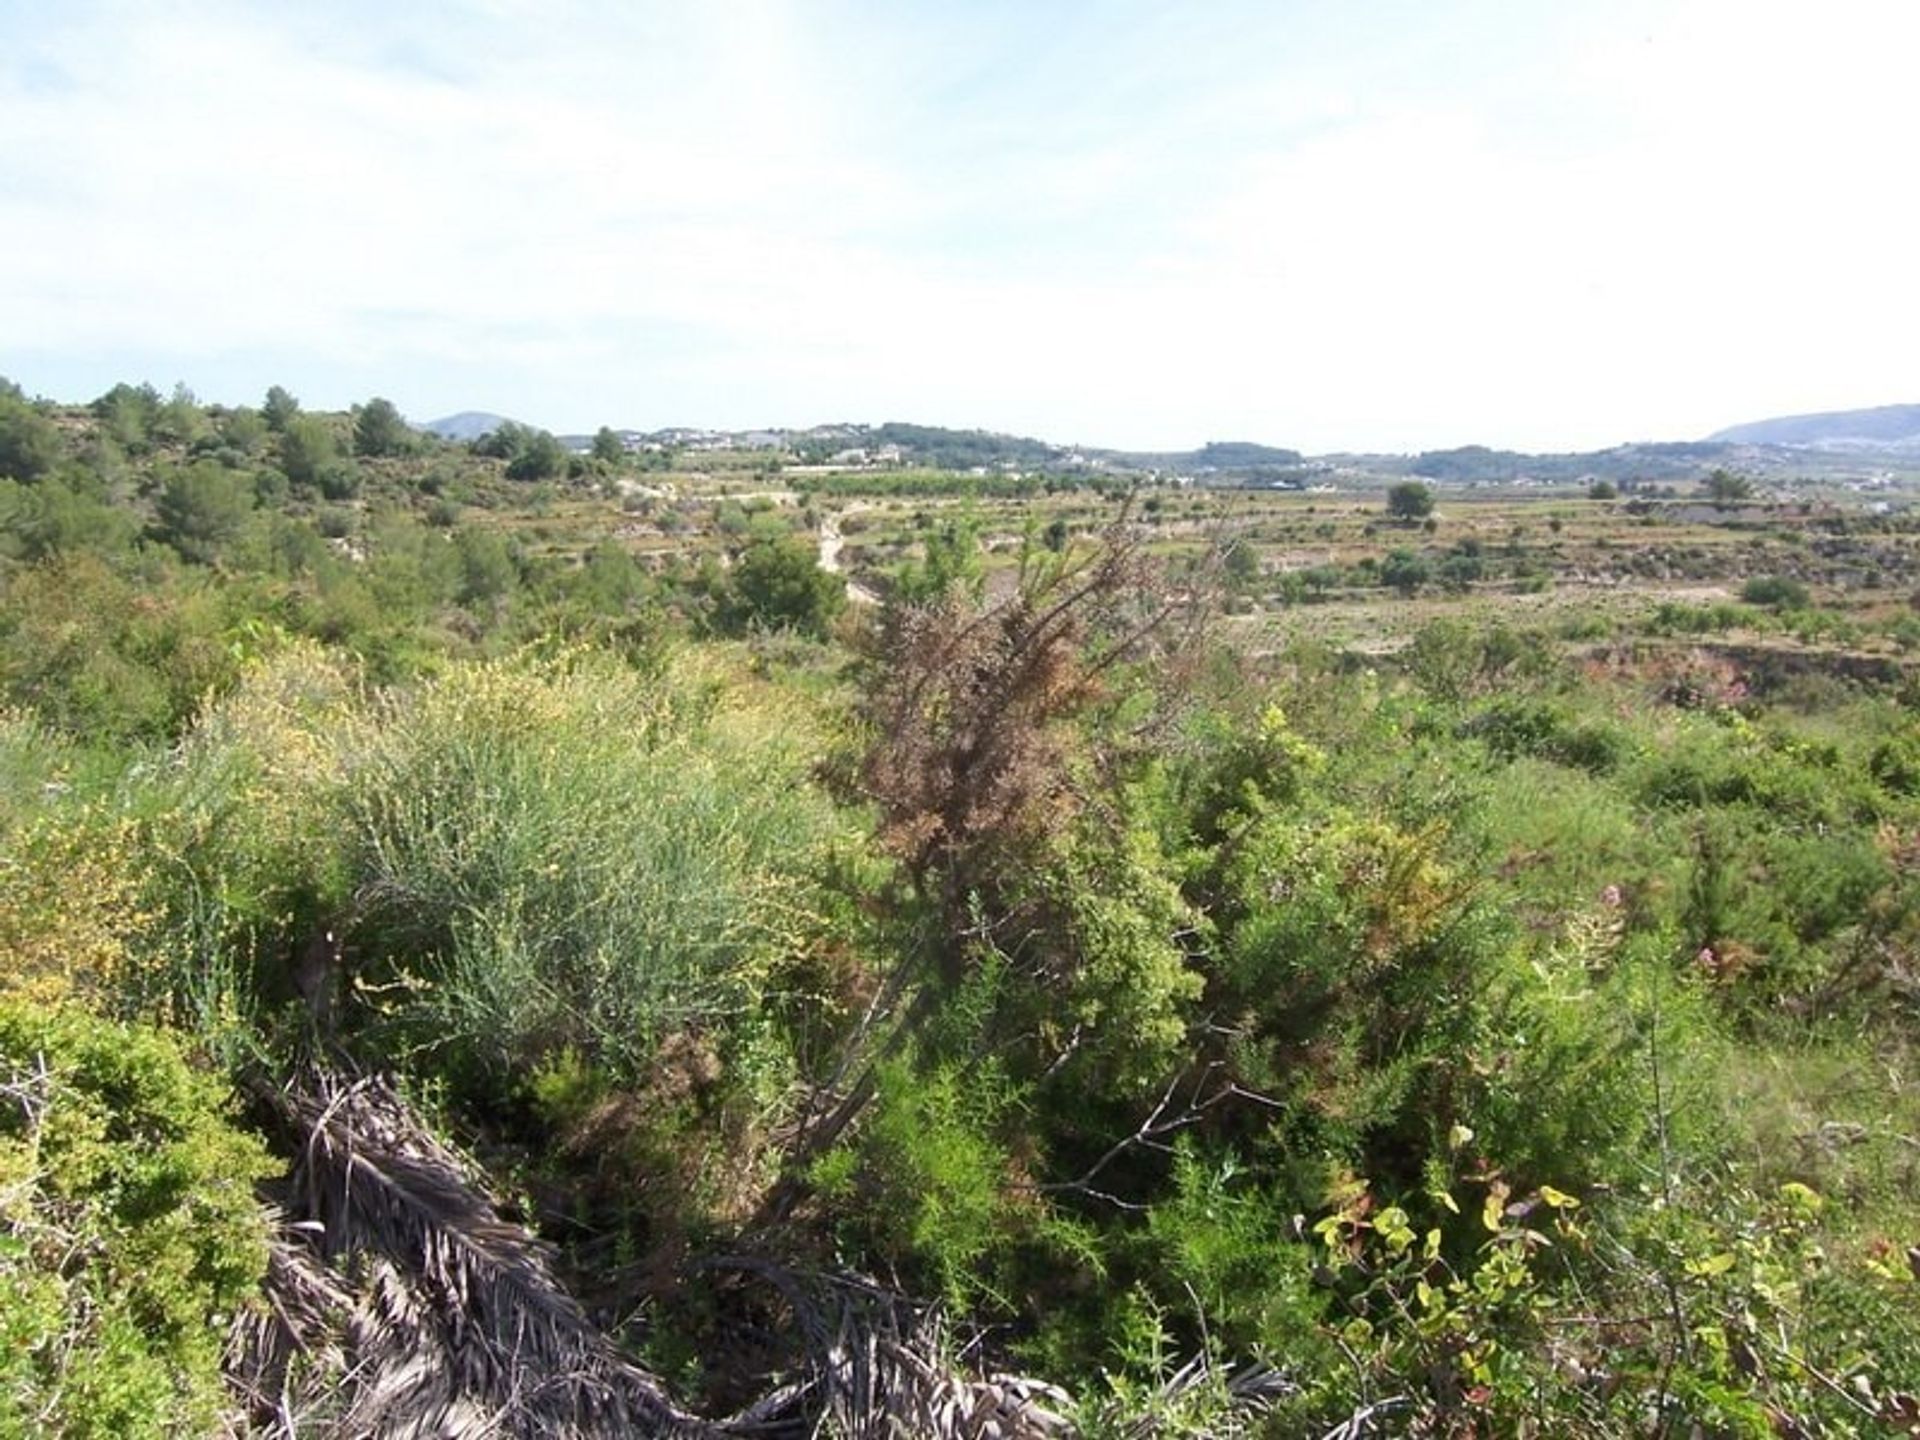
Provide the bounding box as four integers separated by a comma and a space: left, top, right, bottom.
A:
420, 410, 522, 442
1401, 441, 1733, 485
1708, 403, 1920, 449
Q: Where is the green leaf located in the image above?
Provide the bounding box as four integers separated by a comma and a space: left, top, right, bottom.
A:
1777, 1181, 1823, 1215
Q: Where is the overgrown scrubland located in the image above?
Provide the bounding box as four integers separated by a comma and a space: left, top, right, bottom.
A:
2, 383, 1918, 1435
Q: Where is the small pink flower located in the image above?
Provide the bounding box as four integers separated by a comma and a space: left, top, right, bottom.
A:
1600, 885, 1623, 909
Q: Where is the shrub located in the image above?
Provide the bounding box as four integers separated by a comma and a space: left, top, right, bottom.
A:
502, 429, 569, 482
1463, 935, 1683, 1192
0, 1000, 276, 1438
835, 1055, 1021, 1311
1135, 1142, 1324, 1357
454, 525, 518, 607
135, 644, 360, 1033
0, 477, 139, 562
1179, 701, 1324, 847
0, 394, 62, 482
1436, 552, 1483, 590
341, 648, 841, 1090
153, 462, 255, 564
1649, 601, 1747, 635
276, 414, 341, 490
1379, 548, 1430, 595
1215, 811, 1482, 1184
1741, 575, 1811, 609
0, 554, 238, 740
721, 537, 846, 638
1463, 698, 1628, 775
1386, 481, 1434, 522
1022, 825, 1204, 1094
1464, 698, 1562, 760
1406, 619, 1539, 700
1291, 1161, 1916, 1435
1869, 731, 1920, 797
351, 396, 413, 458
0, 807, 155, 1010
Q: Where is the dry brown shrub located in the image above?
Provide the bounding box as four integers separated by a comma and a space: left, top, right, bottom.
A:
850, 526, 1202, 969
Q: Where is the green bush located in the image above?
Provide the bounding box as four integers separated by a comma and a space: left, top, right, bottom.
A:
124, 644, 359, 1032
0, 554, 242, 740
0, 1000, 276, 1438
275, 414, 342, 491
1457, 754, 1671, 917
1649, 600, 1748, 635
1379, 547, 1430, 595
1466, 939, 1702, 1193
1741, 574, 1811, 609
0, 395, 62, 482
1406, 619, 1540, 700
720, 537, 846, 638
1294, 1160, 1918, 1435
1464, 698, 1629, 775
0, 478, 139, 562
342, 648, 842, 1090
1869, 731, 1920, 797
1136, 1143, 1324, 1357
153, 462, 254, 564
836, 1056, 1020, 1311
1215, 812, 1480, 1183
1022, 831, 1204, 1094
0, 803, 157, 1012
119, 643, 847, 1085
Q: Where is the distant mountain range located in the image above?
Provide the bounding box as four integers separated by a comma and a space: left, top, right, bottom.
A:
419, 412, 1309, 478
1708, 404, 1920, 451
415, 404, 1920, 485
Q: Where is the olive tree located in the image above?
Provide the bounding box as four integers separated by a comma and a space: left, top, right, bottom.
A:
1386, 481, 1435, 522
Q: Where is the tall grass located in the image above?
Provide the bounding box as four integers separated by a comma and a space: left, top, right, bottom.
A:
339, 646, 845, 1086
110, 643, 359, 1055
100, 642, 844, 1093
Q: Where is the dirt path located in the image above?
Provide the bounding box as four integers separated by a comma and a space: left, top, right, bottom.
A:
819, 507, 881, 605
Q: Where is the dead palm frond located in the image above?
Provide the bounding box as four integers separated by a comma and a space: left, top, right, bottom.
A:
704, 1258, 1290, 1439
230, 1065, 714, 1439
227, 1065, 1289, 1438
223, 1220, 354, 1435
1104, 1353, 1297, 1440
703, 1258, 1074, 1440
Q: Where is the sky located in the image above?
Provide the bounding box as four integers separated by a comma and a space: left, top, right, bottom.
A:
3, 0, 1917, 453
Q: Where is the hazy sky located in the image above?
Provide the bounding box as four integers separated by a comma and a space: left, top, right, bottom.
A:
4, 0, 1916, 451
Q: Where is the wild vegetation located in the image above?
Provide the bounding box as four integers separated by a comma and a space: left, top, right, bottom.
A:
2, 378, 1918, 1436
